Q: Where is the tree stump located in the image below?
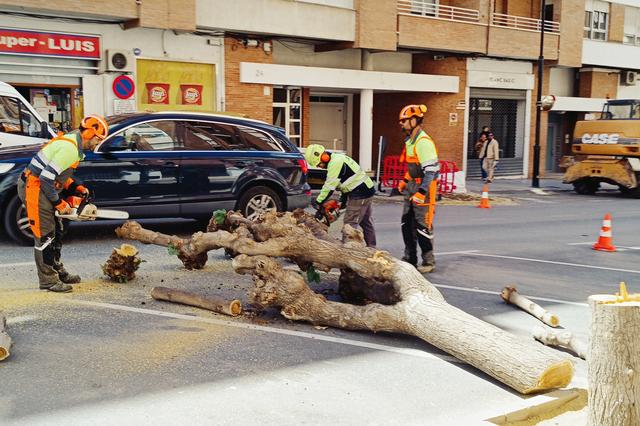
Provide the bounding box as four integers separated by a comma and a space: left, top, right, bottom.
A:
0, 313, 12, 361
116, 209, 573, 394
101, 244, 143, 282
588, 290, 640, 425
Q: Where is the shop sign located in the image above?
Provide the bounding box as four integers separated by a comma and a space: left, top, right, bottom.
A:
467, 71, 534, 90
112, 75, 135, 100
0, 28, 101, 59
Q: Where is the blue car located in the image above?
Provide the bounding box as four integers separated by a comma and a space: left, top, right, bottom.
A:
0, 112, 311, 244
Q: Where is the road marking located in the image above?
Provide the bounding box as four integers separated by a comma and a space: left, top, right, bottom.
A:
431, 283, 588, 307
436, 250, 480, 256
68, 300, 461, 364
518, 197, 554, 204
465, 252, 640, 274
6, 314, 38, 324
0, 261, 34, 269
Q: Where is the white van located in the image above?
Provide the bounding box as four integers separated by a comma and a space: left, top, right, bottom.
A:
0, 81, 53, 149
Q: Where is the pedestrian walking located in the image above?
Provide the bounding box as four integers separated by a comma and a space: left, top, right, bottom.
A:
480, 132, 500, 183
305, 144, 377, 247
475, 132, 488, 180
17, 115, 108, 292
397, 104, 439, 273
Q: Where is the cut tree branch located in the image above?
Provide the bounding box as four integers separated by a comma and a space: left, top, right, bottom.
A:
501, 286, 559, 327
151, 286, 242, 317
117, 210, 573, 394
532, 325, 587, 360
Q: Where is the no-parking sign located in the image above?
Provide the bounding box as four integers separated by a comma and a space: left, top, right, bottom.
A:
112, 75, 135, 100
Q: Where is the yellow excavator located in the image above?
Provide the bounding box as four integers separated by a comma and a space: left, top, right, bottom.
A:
561, 99, 640, 196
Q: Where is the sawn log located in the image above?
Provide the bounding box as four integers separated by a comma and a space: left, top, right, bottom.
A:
151, 286, 242, 317
0, 313, 12, 361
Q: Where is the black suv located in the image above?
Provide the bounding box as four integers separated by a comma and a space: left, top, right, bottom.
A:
0, 112, 311, 244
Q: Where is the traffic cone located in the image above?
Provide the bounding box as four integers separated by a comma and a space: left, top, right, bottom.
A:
477, 184, 491, 209
592, 213, 616, 252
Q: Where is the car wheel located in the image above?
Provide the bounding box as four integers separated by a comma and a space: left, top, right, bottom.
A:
573, 180, 599, 195
3, 194, 32, 245
619, 185, 640, 198
237, 186, 283, 221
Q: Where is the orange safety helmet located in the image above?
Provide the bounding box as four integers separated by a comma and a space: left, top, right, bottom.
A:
399, 104, 427, 122
80, 114, 109, 141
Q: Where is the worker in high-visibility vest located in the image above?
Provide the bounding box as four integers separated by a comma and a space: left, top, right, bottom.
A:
17, 115, 109, 292
397, 104, 439, 273
305, 144, 377, 247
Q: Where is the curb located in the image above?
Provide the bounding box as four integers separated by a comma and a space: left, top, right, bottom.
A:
483, 388, 587, 425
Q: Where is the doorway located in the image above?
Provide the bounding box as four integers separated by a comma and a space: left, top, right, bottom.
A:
310, 95, 347, 152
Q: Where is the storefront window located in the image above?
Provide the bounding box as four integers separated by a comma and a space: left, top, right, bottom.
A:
272, 87, 302, 146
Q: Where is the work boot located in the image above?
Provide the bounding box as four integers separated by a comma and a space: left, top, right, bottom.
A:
39, 282, 73, 293
417, 264, 435, 274
417, 251, 435, 273
57, 269, 81, 284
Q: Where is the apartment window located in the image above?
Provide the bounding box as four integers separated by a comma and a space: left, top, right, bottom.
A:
273, 87, 302, 147
584, 0, 609, 41
624, 7, 640, 45
411, 0, 438, 17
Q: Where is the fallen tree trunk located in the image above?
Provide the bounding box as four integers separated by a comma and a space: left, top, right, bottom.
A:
117, 211, 573, 394
501, 286, 559, 327
532, 325, 587, 360
151, 286, 242, 317
0, 313, 12, 361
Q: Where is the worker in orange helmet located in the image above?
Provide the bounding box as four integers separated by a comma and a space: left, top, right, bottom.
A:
397, 104, 439, 273
17, 115, 108, 292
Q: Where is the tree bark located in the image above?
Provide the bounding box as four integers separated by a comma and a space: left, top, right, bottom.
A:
501, 286, 559, 327
117, 210, 573, 394
151, 286, 242, 317
588, 295, 640, 425
532, 325, 587, 360
0, 313, 12, 361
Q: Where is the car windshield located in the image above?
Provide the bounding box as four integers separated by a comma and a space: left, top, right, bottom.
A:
603, 102, 640, 119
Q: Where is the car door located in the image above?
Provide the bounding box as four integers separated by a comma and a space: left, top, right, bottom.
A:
176, 120, 245, 215
75, 120, 181, 217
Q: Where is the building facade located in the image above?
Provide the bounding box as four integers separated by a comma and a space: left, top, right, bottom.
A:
0, 0, 636, 183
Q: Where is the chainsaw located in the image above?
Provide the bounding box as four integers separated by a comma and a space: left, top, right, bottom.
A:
315, 199, 342, 225
55, 194, 129, 221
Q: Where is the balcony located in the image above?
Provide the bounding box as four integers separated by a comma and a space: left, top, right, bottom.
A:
488, 13, 560, 60
397, 1, 561, 60
397, 1, 487, 54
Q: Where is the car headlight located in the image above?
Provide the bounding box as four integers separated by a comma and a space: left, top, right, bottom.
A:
0, 163, 15, 174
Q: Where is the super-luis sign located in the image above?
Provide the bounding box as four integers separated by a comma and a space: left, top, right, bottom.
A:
0, 28, 101, 59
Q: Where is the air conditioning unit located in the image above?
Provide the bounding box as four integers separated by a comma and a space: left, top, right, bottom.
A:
99, 49, 135, 74
623, 70, 637, 86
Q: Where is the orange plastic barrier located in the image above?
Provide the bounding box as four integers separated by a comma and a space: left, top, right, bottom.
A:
381, 156, 458, 194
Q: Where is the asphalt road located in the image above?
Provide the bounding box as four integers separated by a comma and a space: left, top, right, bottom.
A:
1, 184, 638, 425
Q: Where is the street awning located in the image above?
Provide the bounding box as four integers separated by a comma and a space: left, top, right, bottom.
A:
549, 96, 606, 112
240, 62, 459, 93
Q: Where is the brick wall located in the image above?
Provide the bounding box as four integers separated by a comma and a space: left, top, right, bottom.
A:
372, 56, 467, 170
578, 70, 618, 99
527, 65, 550, 178
354, 0, 397, 51
0, 0, 196, 31
556, 0, 585, 68
224, 37, 273, 124
302, 88, 310, 147
609, 4, 625, 43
